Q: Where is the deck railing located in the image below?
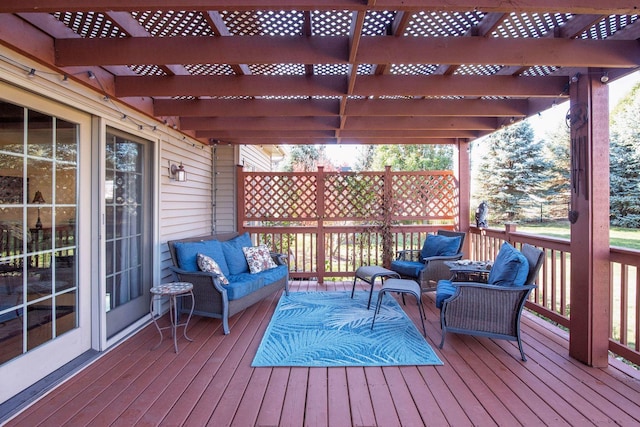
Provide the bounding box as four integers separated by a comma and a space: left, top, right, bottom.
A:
468, 225, 640, 367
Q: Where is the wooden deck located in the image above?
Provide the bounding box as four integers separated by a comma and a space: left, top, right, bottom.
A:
6, 280, 640, 426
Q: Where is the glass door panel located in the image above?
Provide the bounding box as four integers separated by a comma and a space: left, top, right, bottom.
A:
104, 130, 152, 338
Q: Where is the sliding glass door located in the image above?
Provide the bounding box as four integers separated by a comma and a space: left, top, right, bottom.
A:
104, 129, 153, 338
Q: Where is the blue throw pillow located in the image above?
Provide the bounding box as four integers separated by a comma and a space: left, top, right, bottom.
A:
421, 234, 462, 259
174, 239, 229, 276
222, 232, 252, 275
487, 242, 529, 287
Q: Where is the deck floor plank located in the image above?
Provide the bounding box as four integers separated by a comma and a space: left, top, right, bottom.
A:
255, 367, 289, 427
304, 367, 329, 427
280, 367, 309, 427
327, 368, 352, 427
363, 367, 402, 427
6, 281, 640, 427
345, 367, 377, 427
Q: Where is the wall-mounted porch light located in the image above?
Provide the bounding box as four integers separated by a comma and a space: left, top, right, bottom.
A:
169, 162, 187, 182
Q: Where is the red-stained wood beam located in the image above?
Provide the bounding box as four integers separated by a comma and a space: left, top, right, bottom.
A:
2, 1, 639, 15
55, 36, 349, 66
115, 75, 348, 97
116, 75, 567, 98
181, 115, 495, 131
344, 98, 528, 117
342, 116, 497, 130
568, 71, 611, 367
55, 36, 640, 69
167, 98, 529, 118
356, 37, 640, 68
337, 129, 479, 139
195, 129, 477, 139
353, 75, 568, 97
155, 99, 340, 117
104, 11, 190, 76
220, 137, 460, 145
181, 116, 341, 131
195, 130, 337, 139
220, 137, 342, 145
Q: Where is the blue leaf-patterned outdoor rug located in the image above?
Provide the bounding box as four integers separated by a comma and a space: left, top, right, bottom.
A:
252, 291, 443, 367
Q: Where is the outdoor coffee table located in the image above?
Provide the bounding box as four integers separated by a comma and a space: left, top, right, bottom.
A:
150, 282, 195, 353
444, 260, 492, 282
352, 265, 400, 309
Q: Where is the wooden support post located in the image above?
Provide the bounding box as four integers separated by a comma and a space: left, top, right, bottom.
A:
316, 166, 325, 285
382, 165, 393, 268
236, 164, 245, 234
456, 139, 471, 256
568, 71, 610, 367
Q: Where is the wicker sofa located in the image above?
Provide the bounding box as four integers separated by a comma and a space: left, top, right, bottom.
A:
167, 232, 289, 334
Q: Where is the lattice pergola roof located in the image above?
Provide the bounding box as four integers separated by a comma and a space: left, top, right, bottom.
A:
1, 1, 640, 146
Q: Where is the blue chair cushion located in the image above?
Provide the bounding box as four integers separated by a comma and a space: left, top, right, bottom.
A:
421, 234, 462, 259
174, 239, 229, 275
487, 242, 529, 287
389, 260, 424, 278
435, 279, 457, 309
221, 232, 252, 275
226, 265, 288, 300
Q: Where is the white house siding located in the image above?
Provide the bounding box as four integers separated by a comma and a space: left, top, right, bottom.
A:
0, 48, 228, 404
239, 144, 274, 172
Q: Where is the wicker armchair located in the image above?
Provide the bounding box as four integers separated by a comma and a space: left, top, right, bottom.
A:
438, 243, 544, 361
390, 230, 466, 293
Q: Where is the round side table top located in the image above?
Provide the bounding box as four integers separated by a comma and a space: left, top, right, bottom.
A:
150, 282, 193, 295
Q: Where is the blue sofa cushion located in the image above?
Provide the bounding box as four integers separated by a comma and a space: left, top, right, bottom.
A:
174, 239, 229, 275
389, 260, 424, 278
226, 265, 288, 300
487, 242, 529, 287
222, 232, 252, 275
435, 279, 457, 309
421, 234, 462, 259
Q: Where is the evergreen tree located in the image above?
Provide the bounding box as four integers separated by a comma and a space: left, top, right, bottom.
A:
542, 120, 571, 219
610, 83, 640, 227
476, 121, 551, 222
371, 144, 453, 171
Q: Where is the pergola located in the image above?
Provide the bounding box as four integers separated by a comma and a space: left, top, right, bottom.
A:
1, 1, 639, 368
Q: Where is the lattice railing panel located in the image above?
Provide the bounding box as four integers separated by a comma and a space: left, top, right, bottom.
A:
244, 174, 317, 221
391, 174, 457, 219
324, 173, 385, 220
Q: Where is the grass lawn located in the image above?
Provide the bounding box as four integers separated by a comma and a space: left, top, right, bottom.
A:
518, 221, 640, 250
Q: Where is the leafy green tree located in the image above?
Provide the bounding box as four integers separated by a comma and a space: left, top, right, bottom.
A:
352, 145, 376, 172
476, 121, 551, 222
610, 83, 640, 227
371, 144, 453, 171
280, 145, 329, 172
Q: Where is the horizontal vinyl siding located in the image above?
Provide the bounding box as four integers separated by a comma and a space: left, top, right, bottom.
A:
212, 144, 236, 233
239, 145, 272, 172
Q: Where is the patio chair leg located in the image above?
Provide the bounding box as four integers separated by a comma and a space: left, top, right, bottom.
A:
416, 299, 426, 336
517, 337, 527, 362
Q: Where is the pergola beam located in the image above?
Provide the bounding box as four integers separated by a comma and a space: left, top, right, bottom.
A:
117, 75, 568, 97
2, 0, 639, 14
180, 116, 497, 131
155, 98, 530, 117
55, 36, 640, 68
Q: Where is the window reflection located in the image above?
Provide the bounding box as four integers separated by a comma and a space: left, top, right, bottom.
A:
0, 100, 78, 366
